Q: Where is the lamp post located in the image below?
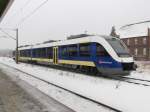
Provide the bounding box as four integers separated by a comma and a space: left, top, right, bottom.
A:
0, 28, 19, 64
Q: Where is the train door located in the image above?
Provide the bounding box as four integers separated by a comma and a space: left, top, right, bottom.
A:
53, 47, 58, 64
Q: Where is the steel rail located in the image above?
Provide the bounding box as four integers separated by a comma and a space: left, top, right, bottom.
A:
104, 75, 150, 86
121, 76, 150, 83
12, 61, 150, 87
118, 76, 150, 86
28, 62, 150, 86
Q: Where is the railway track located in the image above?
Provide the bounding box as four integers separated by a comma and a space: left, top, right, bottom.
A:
0, 62, 122, 112
104, 75, 150, 86
28, 62, 150, 87
119, 76, 150, 86
12, 61, 150, 87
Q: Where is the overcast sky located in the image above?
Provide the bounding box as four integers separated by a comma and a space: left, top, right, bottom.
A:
0, 0, 150, 49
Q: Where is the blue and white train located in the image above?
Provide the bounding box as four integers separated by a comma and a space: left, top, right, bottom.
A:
17, 34, 136, 75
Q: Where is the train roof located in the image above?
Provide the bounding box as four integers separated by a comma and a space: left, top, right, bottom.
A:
19, 35, 117, 50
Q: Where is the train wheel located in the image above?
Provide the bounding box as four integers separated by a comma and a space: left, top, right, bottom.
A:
72, 65, 78, 69
91, 67, 98, 75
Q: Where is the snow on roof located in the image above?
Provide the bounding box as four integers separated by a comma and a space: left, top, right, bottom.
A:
117, 21, 150, 39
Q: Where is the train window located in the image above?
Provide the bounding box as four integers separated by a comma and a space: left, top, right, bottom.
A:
21, 50, 28, 57
21, 50, 23, 57
68, 45, 77, 57
26, 50, 29, 57
96, 44, 109, 56
61, 46, 68, 57
32, 49, 36, 57
36, 48, 46, 58
20, 50, 23, 57
107, 38, 130, 57
42, 48, 46, 58
25, 50, 27, 57
35, 49, 40, 58
79, 43, 90, 56
38, 49, 41, 57
28, 50, 31, 57
47, 47, 53, 58
22, 50, 26, 57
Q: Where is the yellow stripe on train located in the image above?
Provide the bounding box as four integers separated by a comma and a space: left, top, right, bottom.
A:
19, 57, 53, 62
19, 57, 95, 67
32, 58, 53, 62
58, 60, 95, 67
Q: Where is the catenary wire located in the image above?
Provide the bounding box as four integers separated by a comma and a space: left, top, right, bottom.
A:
5, 0, 33, 26
17, 0, 48, 27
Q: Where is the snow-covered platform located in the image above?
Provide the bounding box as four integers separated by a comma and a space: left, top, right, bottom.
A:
0, 57, 150, 112
0, 61, 74, 112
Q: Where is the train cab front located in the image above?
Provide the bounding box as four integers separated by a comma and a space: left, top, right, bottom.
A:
95, 51, 136, 75
102, 37, 137, 75
96, 61, 135, 76
121, 62, 137, 71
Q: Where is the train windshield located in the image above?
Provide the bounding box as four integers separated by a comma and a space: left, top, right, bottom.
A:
106, 38, 131, 57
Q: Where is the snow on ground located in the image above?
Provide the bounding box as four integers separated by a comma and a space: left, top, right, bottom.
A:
0, 58, 113, 112
129, 61, 150, 80
0, 57, 150, 112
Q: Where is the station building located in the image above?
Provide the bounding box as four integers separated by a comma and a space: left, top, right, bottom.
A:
112, 21, 150, 60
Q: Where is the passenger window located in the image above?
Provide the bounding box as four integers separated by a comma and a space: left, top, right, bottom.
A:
68, 45, 77, 57
96, 44, 109, 56
23, 50, 27, 57
47, 47, 53, 58
20, 50, 23, 57
79, 43, 90, 56
40, 48, 46, 58
26, 50, 28, 57
32, 49, 36, 57
21, 50, 24, 57
38, 49, 41, 57
35, 49, 39, 57
26, 50, 31, 57
61, 46, 68, 57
